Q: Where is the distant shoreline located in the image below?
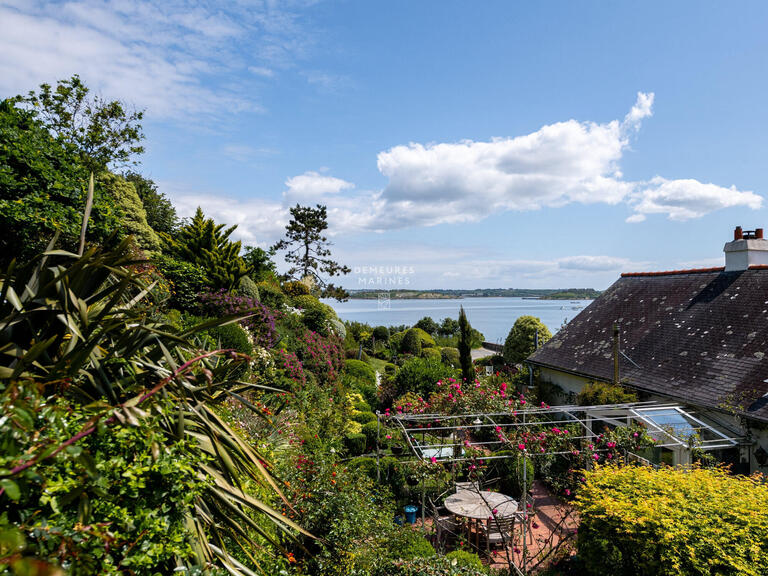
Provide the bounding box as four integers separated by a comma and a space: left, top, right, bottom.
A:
346, 289, 600, 301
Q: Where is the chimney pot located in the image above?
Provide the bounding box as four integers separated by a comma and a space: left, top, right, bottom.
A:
724, 226, 768, 271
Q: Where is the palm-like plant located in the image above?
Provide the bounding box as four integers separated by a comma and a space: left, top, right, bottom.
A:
0, 239, 309, 574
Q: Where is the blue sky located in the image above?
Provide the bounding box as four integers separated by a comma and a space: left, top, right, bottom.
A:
2, 0, 768, 289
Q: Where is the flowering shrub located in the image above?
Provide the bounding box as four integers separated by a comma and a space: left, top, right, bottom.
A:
576, 465, 768, 576
296, 330, 345, 386
199, 289, 277, 348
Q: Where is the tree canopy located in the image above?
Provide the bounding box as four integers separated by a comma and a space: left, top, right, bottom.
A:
272, 204, 350, 297
163, 207, 249, 291
503, 315, 552, 364
21, 74, 145, 172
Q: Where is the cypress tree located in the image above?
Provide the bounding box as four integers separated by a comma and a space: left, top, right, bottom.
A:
458, 306, 474, 383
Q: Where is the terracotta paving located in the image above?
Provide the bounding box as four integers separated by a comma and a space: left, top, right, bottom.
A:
414, 480, 578, 574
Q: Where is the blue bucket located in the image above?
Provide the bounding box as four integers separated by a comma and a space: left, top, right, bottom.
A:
404, 505, 418, 524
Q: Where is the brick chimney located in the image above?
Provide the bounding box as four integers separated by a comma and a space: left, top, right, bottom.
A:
724, 226, 768, 271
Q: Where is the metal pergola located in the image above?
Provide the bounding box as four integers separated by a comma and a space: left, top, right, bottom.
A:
375, 400, 744, 574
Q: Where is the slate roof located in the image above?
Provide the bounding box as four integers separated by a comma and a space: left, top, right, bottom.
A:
528, 267, 768, 421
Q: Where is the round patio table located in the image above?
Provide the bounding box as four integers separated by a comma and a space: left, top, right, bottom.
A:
444, 490, 517, 520
444, 490, 517, 549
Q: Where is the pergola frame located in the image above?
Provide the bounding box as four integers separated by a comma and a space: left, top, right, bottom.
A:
375, 400, 743, 574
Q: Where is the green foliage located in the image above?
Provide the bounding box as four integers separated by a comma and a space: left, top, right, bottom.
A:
283, 279, 311, 297
351, 411, 377, 424
402, 328, 423, 356
421, 347, 442, 361
394, 357, 458, 399
345, 359, 377, 386
362, 420, 380, 451
0, 382, 204, 574
0, 99, 120, 264
257, 281, 287, 309
0, 240, 305, 573
271, 203, 351, 295
503, 315, 552, 364
372, 556, 489, 576
293, 294, 337, 334
391, 529, 436, 560
344, 433, 367, 456
444, 550, 486, 572
206, 321, 254, 354
440, 347, 460, 367
123, 171, 178, 235
577, 381, 638, 405
458, 306, 473, 383
20, 74, 145, 172
439, 317, 459, 337
164, 207, 249, 291
576, 465, 768, 576
98, 172, 161, 252
153, 253, 208, 312
415, 316, 439, 335
237, 275, 261, 300
493, 451, 535, 498
242, 245, 277, 282
373, 325, 390, 342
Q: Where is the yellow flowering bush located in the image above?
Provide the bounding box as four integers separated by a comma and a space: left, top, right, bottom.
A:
576, 464, 768, 575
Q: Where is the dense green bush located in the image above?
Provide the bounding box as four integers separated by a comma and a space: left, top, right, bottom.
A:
445, 550, 486, 572
421, 347, 442, 361
373, 325, 390, 342
401, 328, 423, 356
394, 357, 458, 399
256, 281, 287, 309
237, 275, 261, 300
154, 253, 209, 311
282, 279, 311, 297
577, 381, 637, 405
344, 433, 367, 456
503, 315, 551, 364
389, 528, 436, 560
441, 346, 460, 367
352, 411, 378, 424
577, 465, 768, 576
345, 358, 377, 385
362, 420, 380, 451
373, 556, 489, 576
293, 294, 336, 334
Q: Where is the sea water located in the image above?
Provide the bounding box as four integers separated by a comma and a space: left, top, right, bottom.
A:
323, 296, 593, 344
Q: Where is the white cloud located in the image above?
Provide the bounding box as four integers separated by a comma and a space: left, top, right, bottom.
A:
166, 93, 762, 244
0, 1, 312, 119
371, 93, 651, 229
558, 255, 636, 272
249, 66, 275, 78
161, 182, 287, 247
622, 91, 654, 131
628, 177, 762, 221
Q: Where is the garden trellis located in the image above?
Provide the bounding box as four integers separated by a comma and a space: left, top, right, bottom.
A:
376, 400, 743, 574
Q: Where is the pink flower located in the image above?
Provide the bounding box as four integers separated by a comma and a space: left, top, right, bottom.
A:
430, 456, 437, 464
518, 443, 526, 451
492, 508, 498, 515
385, 435, 392, 440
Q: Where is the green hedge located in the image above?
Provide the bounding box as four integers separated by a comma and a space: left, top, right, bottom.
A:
351, 411, 377, 424
444, 551, 486, 572
576, 465, 768, 576
373, 556, 488, 576
345, 358, 377, 385
344, 433, 366, 456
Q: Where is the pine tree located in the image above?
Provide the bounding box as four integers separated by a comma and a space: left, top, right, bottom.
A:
271, 204, 350, 298
458, 306, 474, 383
163, 207, 248, 291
